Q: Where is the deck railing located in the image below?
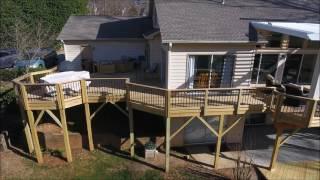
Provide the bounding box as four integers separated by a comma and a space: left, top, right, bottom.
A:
13, 68, 319, 128
127, 83, 166, 109
274, 93, 320, 127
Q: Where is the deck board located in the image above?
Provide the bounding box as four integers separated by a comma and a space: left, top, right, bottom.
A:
259, 161, 320, 180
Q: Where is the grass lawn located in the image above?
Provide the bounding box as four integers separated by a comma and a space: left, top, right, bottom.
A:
3, 149, 220, 180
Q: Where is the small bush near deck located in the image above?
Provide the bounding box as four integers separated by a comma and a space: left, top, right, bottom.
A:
0, 67, 46, 81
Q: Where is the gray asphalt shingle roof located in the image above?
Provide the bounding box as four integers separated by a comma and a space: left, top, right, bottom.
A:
57, 16, 153, 40
155, 0, 320, 42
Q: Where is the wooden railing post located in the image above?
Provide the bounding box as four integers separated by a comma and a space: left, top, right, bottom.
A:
236, 89, 242, 114
305, 99, 317, 127
204, 89, 209, 115
29, 75, 35, 84
56, 84, 73, 162
20, 85, 43, 163
269, 90, 275, 109
274, 94, 285, 123
81, 80, 94, 151
166, 90, 171, 117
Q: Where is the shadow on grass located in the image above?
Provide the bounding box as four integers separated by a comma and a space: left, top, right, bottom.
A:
97, 145, 164, 172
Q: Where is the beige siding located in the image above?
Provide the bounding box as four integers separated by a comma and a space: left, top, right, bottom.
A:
167, 43, 256, 89
62, 40, 146, 70
62, 43, 82, 70
232, 51, 255, 87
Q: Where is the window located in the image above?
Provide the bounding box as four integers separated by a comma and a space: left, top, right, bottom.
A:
251, 54, 278, 84
282, 54, 317, 84
187, 55, 234, 88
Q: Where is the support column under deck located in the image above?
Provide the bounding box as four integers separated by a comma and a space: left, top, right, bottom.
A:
84, 103, 94, 151
26, 110, 43, 163
59, 108, 73, 162
57, 84, 72, 162
81, 80, 94, 151
165, 117, 171, 173
214, 115, 224, 168
128, 105, 135, 157
269, 126, 283, 170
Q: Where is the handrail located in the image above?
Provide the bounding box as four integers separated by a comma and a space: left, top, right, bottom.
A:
29, 66, 57, 76
12, 70, 320, 128
127, 82, 168, 91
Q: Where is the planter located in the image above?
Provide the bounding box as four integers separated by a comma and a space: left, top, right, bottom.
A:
144, 141, 157, 160
145, 149, 157, 159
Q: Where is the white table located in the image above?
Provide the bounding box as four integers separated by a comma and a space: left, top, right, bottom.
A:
41, 71, 90, 95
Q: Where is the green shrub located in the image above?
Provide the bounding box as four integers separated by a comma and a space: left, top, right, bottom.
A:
0, 69, 24, 81
0, 87, 16, 112
0, 67, 46, 81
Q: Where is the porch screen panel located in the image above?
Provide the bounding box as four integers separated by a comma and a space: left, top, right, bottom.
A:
282, 54, 302, 83
298, 54, 317, 84
251, 54, 278, 84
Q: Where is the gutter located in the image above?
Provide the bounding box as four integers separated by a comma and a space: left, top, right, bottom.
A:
162, 40, 267, 44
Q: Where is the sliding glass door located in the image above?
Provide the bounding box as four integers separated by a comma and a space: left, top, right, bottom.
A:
187, 55, 232, 88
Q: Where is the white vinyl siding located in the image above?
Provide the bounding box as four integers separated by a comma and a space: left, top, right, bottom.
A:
232, 51, 256, 87
62, 43, 82, 70
167, 43, 256, 89
62, 40, 146, 70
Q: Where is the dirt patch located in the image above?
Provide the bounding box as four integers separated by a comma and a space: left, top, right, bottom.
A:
0, 151, 32, 179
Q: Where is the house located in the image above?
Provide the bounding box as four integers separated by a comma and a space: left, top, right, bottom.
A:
58, 0, 320, 146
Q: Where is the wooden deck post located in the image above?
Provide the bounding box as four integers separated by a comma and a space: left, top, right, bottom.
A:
128, 105, 135, 157
81, 80, 94, 151
15, 85, 34, 153
56, 84, 72, 162
269, 126, 283, 170
236, 89, 242, 114
26, 110, 43, 163
165, 117, 171, 173
214, 114, 224, 168
20, 85, 43, 163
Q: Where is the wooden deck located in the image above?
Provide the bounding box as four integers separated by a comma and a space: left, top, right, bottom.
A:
13, 69, 320, 129
259, 161, 320, 180
12, 68, 320, 172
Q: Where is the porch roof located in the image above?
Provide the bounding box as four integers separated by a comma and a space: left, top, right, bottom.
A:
251, 22, 320, 41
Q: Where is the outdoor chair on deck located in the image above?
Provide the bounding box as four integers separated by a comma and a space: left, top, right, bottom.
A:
265, 74, 285, 92
283, 83, 308, 107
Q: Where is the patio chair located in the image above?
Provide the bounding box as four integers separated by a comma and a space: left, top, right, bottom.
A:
265, 74, 285, 92
283, 83, 308, 107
